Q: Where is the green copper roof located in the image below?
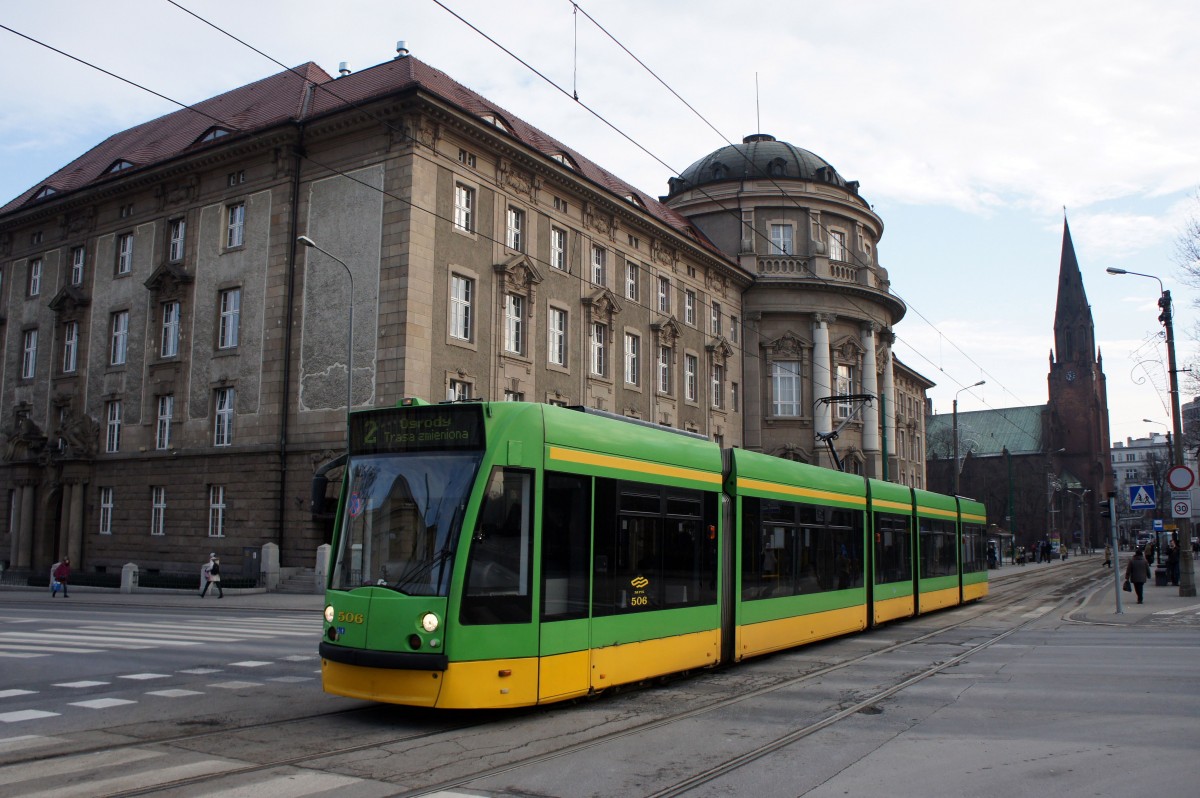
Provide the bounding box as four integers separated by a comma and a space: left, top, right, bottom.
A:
926, 405, 1046, 458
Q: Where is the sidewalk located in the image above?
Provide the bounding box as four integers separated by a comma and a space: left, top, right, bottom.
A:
1069, 555, 1200, 625
0, 583, 324, 613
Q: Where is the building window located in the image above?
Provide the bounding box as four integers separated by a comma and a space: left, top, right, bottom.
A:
772, 360, 802, 416
62, 321, 79, 373
504, 293, 524, 354
553, 196, 568, 213
214, 387, 235, 446
150, 487, 166, 536
209, 486, 226, 538
712, 362, 725, 409
590, 322, 607, 376
550, 226, 566, 270
225, 170, 244, 186
448, 379, 472, 401
836, 365, 855, 418
21, 329, 38, 379
156, 395, 173, 450
458, 148, 476, 168
625, 262, 639, 301
685, 354, 698, 402
591, 245, 606, 286
685, 290, 696, 325
110, 310, 129, 365
658, 346, 672, 394
730, 315, 739, 343
732, 382, 740, 412
503, 390, 525, 401
227, 203, 245, 248
829, 230, 846, 261
506, 206, 524, 251
548, 307, 567, 366
449, 274, 473, 341
711, 301, 722, 335
116, 234, 133, 275
770, 224, 793, 255
161, 301, 180, 358
454, 183, 474, 232
624, 332, 640, 385
657, 276, 671, 313
71, 246, 85, 285
105, 400, 122, 453
218, 288, 240, 349
98, 487, 113, 535
168, 218, 186, 262
28, 258, 42, 296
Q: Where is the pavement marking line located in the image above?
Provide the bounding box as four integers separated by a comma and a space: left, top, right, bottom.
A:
0, 735, 68, 754
179, 668, 223, 675
53, 681, 109, 689
0, 644, 109, 654
0, 747, 164, 786
145, 689, 204, 698
74, 627, 243, 643
0, 633, 192, 648
118, 673, 171, 681
0, 710, 59, 723
1151, 602, 1200, 616
69, 698, 137, 709
267, 676, 314, 683
0, 653, 42, 659
16, 758, 248, 798
228, 660, 272, 668
280, 655, 315, 662
0, 690, 36, 699
1020, 605, 1054, 618
194, 769, 366, 797
207, 681, 263, 690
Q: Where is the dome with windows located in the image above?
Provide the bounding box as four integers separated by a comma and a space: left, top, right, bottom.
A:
666, 133, 857, 198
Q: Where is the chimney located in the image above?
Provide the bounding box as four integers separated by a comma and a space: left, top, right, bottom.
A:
395, 40, 410, 59
338, 62, 351, 77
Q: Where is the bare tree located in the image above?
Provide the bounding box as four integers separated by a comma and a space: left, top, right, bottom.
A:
1177, 189, 1200, 402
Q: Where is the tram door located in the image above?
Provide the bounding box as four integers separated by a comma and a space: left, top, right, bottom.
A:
537, 472, 593, 702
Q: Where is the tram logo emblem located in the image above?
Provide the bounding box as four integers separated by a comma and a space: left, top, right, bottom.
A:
630, 576, 649, 589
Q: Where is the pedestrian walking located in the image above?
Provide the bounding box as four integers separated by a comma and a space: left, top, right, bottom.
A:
1103, 544, 1112, 568
200, 553, 224, 598
1124, 547, 1150, 604
1166, 538, 1180, 586
51, 557, 71, 598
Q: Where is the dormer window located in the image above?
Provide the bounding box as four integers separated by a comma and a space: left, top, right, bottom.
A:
106, 160, 135, 174
710, 163, 728, 180
768, 158, 787, 177
550, 152, 576, 170
480, 113, 511, 133
32, 186, 57, 201
196, 127, 232, 144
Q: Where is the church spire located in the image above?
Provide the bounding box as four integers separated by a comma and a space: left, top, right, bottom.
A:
1052, 216, 1096, 366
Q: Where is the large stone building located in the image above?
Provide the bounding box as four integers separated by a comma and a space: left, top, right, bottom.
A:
1, 52, 922, 579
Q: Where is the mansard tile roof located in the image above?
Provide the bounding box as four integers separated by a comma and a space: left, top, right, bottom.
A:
3, 57, 720, 258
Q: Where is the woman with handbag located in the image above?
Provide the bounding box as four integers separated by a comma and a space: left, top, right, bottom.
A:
1124, 547, 1150, 605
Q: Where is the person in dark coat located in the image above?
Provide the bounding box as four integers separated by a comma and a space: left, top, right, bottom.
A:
52, 558, 71, 598
199, 553, 224, 598
1125, 548, 1151, 604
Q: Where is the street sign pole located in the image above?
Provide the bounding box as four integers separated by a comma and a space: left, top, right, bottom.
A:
1111, 493, 1123, 614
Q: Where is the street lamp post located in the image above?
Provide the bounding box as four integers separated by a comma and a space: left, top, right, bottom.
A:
297, 236, 355, 427
953, 380, 986, 496
1108, 267, 1196, 597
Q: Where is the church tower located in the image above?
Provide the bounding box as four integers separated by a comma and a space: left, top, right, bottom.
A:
1047, 218, 1113, 545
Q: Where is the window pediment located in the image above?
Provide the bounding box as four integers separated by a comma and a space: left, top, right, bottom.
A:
494, 254, 544, 290
144, 261, 194, 296
48, 285, 90, 316
583, 287, 622, 322
706, 336, 733, 363
767, 331, 809, 357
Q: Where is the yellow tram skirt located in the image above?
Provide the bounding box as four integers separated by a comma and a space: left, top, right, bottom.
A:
737, 605, 867, 660
321, 658, 443, 707
873, 594, 915, 625
918, 586, 962, 614
590, 630, 720, 691
962, 580, 989, 602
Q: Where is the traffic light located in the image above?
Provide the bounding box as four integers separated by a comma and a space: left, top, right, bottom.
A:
1100, 493, 1114, 518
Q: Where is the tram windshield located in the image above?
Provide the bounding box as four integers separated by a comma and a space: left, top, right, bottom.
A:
331, 451, 482, 595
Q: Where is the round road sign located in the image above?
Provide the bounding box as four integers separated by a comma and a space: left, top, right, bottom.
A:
1166, 465, 1195, 492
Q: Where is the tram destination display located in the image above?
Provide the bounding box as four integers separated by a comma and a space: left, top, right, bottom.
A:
349, 404, 484, 454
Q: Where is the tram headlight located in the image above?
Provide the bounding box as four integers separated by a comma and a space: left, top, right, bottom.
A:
420, 612, 439, 633
324, 605, 335, 623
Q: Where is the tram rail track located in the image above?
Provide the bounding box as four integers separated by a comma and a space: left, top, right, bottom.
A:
4, 560, 1102, 797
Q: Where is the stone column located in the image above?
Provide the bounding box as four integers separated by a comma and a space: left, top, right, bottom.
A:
812, 314, 834, 437
9, 485, 24, 568
743, 311, 763, 451
68, 481, 85, 565
881, 330, 897, 479
17, 484, 35, 569
57, 484, 72, 562
860, 323, 881, 474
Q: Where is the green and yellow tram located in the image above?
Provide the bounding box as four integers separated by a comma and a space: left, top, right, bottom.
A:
319, 399, 987, 709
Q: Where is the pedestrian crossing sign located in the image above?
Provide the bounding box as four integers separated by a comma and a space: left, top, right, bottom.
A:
1129, 484, 1156, 510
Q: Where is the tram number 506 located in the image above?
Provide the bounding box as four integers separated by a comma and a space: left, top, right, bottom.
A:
336, 611, 364, 624
630, 595, 648, 607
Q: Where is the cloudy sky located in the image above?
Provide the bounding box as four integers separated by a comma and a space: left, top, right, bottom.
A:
3, 0, 1198, 445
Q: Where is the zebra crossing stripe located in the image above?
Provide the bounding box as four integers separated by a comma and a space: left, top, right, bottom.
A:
0, 710, 58, 723
0, 690, 36, 699
0, 633, 193, 648
0, 734, 68, 754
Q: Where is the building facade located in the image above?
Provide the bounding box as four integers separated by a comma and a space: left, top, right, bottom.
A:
1, 53, 924, 578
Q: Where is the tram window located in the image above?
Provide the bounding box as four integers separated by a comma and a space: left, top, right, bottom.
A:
741, 497, 865, 600
961, 522, 985, 573
918, 518, 957, 578
873, 512, 912, 585
541, 471, 591, 621
461, 468, 533, 624
592, 478, 717, 616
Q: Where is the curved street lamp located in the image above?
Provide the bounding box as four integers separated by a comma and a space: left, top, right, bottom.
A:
1108, 267, 1194, 597
953, 380, 985, 496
